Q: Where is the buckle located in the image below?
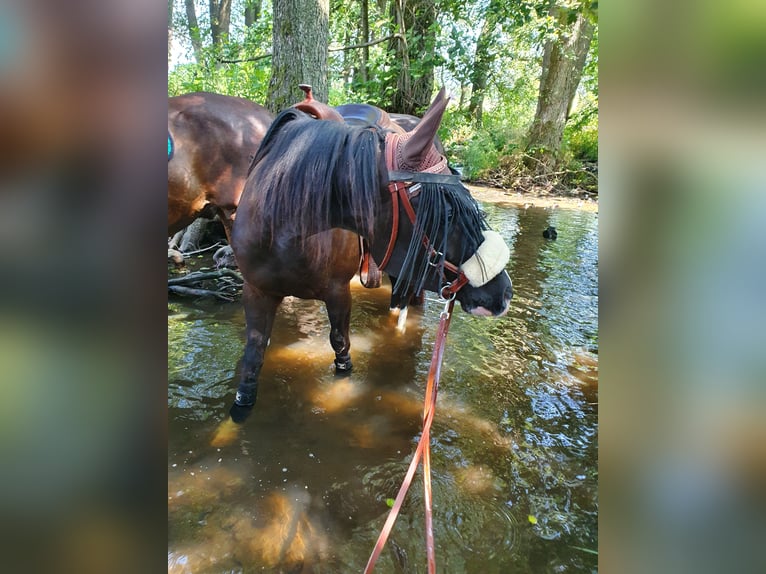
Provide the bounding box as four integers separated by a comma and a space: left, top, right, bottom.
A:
428, 249, 443, 267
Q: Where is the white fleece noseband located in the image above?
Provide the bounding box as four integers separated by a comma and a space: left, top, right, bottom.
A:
459, 230, 510, 287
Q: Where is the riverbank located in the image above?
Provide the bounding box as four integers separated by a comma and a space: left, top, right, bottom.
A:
465, 183, 598, 213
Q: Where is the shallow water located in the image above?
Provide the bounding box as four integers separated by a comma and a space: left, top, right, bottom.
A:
168, 202, 598, 573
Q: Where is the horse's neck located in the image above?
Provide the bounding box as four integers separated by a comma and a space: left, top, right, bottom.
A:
324, 191, 390, 244
366, 191, 399, 266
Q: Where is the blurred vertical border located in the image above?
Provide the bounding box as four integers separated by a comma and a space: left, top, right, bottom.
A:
0, 0, 168, 571
2, 0, 764, 572
600, 0, 766, 572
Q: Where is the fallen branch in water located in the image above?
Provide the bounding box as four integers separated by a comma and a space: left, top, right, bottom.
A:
168, 268, 242, 286
180, 242, 224, 257
168, 285, 237, 301
168, 267, 243, 301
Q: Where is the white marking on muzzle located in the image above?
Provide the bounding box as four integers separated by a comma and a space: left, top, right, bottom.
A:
460, 230, 510, 287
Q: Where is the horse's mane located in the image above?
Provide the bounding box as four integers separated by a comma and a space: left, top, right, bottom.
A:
393, 181, 488, 297
248, 109, 381, 257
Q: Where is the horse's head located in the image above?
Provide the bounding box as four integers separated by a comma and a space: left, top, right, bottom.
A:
376, 88, 513, 317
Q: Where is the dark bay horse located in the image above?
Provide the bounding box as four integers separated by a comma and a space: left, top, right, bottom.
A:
167, 92, 273, 240
167, 90, 437, 328
231, 88, 513, 409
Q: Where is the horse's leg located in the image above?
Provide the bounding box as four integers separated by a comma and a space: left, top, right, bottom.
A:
212, 210, 238, 270
388, 279, 412, 334
235, 283, 282, 407
217, 208, 235, 245
395, 305, 409, 334
325, 283, 353, 374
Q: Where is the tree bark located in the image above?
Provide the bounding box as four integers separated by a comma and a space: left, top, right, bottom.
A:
209, 0, 232, 46
360, 0, 369, 84
386, 0, 437, 114
168, 0, 174, 68
268, 0, 330, 112
185, 0, 204, 63
179, 218, 211, 253
244, 0, 262, 27
525, 5, 595, 171
468, 0, 504, 124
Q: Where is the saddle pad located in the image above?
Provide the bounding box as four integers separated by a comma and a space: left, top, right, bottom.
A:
335, 103, 385, 127
335, 103, 401, 133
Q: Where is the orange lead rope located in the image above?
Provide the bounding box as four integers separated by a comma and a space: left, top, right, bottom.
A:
364, 297, 455, 574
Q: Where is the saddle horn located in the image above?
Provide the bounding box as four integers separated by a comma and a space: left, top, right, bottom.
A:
293, 84, 344, 122
399, 87, 449, 171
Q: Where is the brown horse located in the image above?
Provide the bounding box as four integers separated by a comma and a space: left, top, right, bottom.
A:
230, 88, 513, 411
167, 92, 273, 240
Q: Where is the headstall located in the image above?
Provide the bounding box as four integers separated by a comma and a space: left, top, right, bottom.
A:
377, 169, 470, 299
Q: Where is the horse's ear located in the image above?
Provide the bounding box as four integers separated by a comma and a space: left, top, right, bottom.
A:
421, 87, 448, 119
400, 88, 449, 169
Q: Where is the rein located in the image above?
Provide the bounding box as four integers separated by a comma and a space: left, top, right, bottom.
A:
364, 295, 456, 574
364, 148, 471, 572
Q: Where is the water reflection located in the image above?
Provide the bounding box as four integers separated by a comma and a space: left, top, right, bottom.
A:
168, 202, 598, 573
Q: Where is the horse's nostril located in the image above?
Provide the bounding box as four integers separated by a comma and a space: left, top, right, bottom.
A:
504, 285, 513, 301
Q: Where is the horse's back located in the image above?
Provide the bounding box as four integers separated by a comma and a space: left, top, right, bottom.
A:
167, 92, 274, 235
168, 92, 272, 146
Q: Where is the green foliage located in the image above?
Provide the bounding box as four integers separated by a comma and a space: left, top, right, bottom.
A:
565, 124, 598, 162
168, 0, 598, 194
168, 55, 271, 102
440, 103, 532, 180
460, 132, 500, 179
563, 106, 598, 162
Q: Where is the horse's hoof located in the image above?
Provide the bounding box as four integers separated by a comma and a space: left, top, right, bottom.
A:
334, 358, 353, 375
229, 402, 254, 424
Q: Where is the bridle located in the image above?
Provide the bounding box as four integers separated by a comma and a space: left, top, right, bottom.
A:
375, 136, 471, 299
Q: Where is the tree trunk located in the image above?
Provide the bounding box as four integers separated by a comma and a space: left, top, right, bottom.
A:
168, 0, 174, 68
209, 0, 232, 46
244, 0, 262, 27
468, 0, 502, 125
409, 0, 437, 114
360, 0, 369, 84
525, 6, 595, 171
185, 0, 204, 63
268, 0, 330, 112
386, 0, 437, 115
387, 0, 409, 111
